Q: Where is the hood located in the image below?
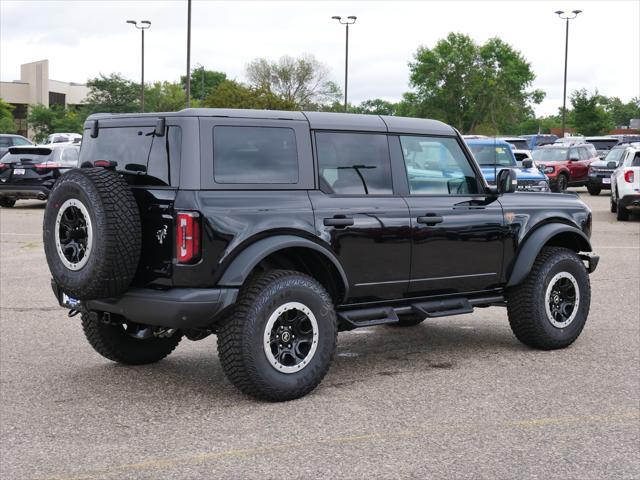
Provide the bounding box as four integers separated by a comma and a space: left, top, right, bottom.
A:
480, 166, 547, 182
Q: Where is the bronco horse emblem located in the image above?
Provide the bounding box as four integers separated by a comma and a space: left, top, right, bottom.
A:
156, 225, 168, 244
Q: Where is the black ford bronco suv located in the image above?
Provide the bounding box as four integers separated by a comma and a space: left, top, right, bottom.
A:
43, 109, 599, 401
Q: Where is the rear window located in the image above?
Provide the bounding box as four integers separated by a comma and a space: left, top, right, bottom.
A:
468, 144, 514, 167
213, 126, 298, 184
588, 139, 619, 151
79, 126, 181, 186
504, 139, 529, 150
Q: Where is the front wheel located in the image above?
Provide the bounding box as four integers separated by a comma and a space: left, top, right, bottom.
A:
506, 247, 590, 350
217, 270, 337, 401
587, 185, 601, 196
553, 174, 568, 193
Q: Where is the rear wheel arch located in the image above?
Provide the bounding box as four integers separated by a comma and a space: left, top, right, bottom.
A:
506, 224, 592, 287
218, 235, 349, 303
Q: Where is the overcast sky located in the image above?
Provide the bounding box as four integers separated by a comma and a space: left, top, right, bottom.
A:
1, 0, 638, 116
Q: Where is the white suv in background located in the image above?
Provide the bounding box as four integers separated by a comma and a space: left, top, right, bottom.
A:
610, 143, 640, 221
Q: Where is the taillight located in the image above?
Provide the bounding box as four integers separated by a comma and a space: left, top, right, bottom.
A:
624, 170, 634, 183
0, 162, 7, 171
176, 212, 201, 264
35, 162, 63, 171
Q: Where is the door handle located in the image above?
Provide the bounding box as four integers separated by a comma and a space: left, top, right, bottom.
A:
323, 216, 354, 228
417, 214, 444, 226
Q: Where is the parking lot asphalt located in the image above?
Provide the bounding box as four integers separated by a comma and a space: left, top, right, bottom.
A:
0, 190, 638, 480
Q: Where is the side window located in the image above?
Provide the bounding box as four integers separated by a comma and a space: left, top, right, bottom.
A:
578, 148, 590, 160
0, 137, 10, 147
213, 126, 298, 184
399, 136, 479, 195
569, 148, 579, 160
60, 148, 79, 165
316, 132, 392, 195
629, 152, 640, 167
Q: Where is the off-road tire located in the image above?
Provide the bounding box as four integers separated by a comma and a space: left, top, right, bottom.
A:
587, 185, 601, 196
616, 203, 630, 221
506, 246, 590, 350
43, 168, 141, 300
0, 198, 16, 208
217, 270, 337, 401
81, 312, 182, 365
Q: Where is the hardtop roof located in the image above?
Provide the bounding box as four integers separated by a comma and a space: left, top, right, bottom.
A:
85, 108, 456, 136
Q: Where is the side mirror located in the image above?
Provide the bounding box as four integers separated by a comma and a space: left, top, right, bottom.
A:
607, 161, 617, 169
522, 159, 533, 168
497, 168, 517, 194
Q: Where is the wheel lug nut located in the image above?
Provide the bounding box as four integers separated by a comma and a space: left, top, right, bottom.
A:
288, 344, 291, 348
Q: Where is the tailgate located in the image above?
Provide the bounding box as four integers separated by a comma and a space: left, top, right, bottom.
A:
131, 187, 177, 287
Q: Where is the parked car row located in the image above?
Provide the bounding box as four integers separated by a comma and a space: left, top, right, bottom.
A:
609, 143, 640, 221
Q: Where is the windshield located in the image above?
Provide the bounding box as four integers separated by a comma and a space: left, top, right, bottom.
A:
532, 148, 568, 162
604, 148, 625, 164
468, 144, 514, 166
588, 140, 619, 151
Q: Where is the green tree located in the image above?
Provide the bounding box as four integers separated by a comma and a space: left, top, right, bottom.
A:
402, 33, 544, 133
181, 66, 227, 102
85, 73, 139, 113
568, 89, 614, 135
351, 99, 397, 116
0, 98, 16, 133
602, 96, 640, 127
204, 80, 297, 110
145, 81, 186, 112
27, 105, 87, 143
245, 54, 341, 108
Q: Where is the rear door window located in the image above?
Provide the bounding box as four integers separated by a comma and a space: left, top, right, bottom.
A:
79, 126, 181, 186
578, 148, 590, 160
316, 132, 392, 195
60, 148, 79, 166
213, 126, 298, 184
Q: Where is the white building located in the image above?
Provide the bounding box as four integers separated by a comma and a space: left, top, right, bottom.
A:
0, 60, 89, 137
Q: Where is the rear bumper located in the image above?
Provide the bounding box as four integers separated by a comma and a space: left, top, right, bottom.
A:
0, 183, 51, 200
52, 281, 239, 329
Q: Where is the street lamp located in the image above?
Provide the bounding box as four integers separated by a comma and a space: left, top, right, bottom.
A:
126, 20, 151, 113
186, 0, 192, 108
332, 15, 357, 112
555, 9, 582, 137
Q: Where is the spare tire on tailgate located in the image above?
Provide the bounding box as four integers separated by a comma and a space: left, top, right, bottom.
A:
43, 168, 141, 300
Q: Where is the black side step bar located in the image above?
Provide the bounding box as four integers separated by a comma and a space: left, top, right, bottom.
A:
337, 295, 504, 330
411, 298, 473, 318
337, 306, 399, 330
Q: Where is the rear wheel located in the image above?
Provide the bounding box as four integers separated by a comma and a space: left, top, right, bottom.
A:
81, 312, 182, 365
587, 185, 601, 196
0, 198, 16, 208
616, 202, 630, 221
217, 270, 337, 401
506, 247, 590, 350
610, 192, 617, 213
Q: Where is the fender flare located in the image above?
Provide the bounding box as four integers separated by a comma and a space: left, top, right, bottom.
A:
218, 235, 349, 296
506, 223, 592, 287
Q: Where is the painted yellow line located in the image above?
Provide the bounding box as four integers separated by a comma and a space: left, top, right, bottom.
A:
42, 410, 639, 480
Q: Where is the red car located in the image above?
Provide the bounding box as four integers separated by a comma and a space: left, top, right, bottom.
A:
532, 144, 599, 192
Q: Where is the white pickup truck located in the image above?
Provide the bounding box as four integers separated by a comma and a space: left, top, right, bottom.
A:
610, 143, 640, 221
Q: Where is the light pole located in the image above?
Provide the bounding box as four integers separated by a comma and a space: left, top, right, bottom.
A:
126, 20, 151, 113
332, 15, 357, 112
555, 9, 581, 137
186, 0, 192, 108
